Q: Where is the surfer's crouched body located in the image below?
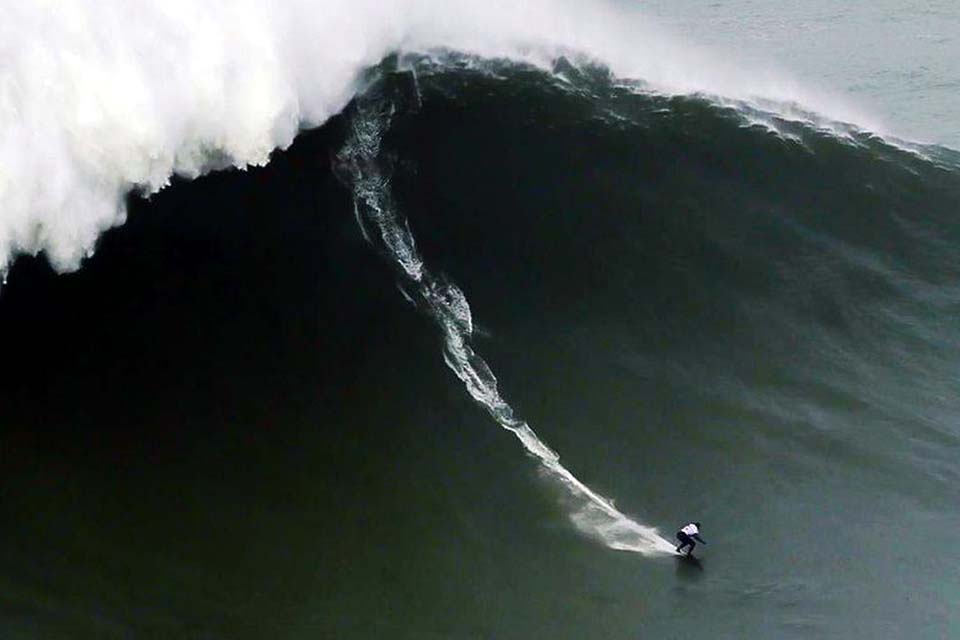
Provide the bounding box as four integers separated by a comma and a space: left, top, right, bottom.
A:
676, 522, 706, 556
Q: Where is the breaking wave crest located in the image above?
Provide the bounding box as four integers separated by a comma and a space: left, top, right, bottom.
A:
1, 0, 891, 278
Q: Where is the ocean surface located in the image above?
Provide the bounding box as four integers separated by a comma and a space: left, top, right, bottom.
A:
635, 0, 960, 148
2, 3, 959, 639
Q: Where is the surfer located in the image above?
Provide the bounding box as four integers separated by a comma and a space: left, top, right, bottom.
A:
675, 522, 706, 556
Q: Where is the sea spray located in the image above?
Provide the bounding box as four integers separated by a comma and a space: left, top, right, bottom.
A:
335, 71, 676, 556
1, 0, 874, 279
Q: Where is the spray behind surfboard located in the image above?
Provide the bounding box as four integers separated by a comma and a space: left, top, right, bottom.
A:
335, 71, 676, 556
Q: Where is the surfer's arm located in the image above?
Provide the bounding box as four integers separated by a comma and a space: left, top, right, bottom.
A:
692, 534, 706, 544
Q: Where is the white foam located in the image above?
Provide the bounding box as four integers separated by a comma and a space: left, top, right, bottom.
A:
337, 92, 676, 556
1, 0, 878, 275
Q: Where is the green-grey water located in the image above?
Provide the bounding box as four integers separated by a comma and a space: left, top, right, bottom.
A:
2, 3, 960, 639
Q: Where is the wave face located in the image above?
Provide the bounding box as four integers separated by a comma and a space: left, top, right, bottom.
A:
2, 50, 960, 638
1, 0, 885, 276
352, 58, 960, 633
346, 55, 960, 553
385, 54, 960, 452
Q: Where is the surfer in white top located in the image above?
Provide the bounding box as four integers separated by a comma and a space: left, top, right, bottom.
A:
675, 522, 706, 556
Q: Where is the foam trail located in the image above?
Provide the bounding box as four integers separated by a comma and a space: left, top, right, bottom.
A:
336, 78, 676, 556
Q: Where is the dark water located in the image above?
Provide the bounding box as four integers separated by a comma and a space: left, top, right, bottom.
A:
2, 60, 960, 638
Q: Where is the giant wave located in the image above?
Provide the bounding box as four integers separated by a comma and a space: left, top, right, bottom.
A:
4, 0, 959, 564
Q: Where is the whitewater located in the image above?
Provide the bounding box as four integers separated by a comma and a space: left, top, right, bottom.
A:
0, 0, 880, 276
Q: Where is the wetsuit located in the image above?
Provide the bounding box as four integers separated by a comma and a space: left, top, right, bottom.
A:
676, 523, 706, 555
